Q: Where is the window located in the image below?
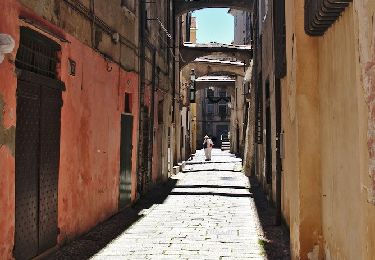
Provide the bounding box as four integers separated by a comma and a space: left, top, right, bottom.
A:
207, 88, 214, 103
218, 105, 227, 117
16, 27, 60, 79
207, 104, 214, 115
218, 91, 227, 117
219, 90, 227, 98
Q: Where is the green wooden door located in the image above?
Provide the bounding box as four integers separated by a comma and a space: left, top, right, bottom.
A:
119, 114, 133, 209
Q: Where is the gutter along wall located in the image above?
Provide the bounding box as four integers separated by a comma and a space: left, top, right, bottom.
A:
0, 0, 140, 258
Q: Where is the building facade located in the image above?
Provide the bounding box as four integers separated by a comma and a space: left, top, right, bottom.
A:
245, 0, 375, 259
196, 85, 231, 148
228, 9, 252, 45
0, 1, 187, 259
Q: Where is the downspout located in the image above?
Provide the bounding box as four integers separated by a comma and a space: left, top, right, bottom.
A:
137, 0, 146, 195
148, 50, 157, 184
90, 0, 96, 48
172, 2, 176, 124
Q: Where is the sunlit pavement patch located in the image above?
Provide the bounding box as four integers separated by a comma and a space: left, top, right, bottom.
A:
92, 149, 264, 260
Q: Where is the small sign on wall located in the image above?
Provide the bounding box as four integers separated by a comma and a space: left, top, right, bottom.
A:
68, 58, 76, 76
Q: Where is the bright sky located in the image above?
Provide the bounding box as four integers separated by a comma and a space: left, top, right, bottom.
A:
193, 8, 234, 44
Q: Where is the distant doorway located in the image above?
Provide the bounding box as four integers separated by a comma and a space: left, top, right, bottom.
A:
216, 125, 229, 146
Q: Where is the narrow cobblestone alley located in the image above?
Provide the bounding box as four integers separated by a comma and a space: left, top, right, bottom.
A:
49, 149, 290, 260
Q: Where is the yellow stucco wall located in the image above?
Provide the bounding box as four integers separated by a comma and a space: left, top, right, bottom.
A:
318, 4, 375, 260
319, 5, 362, 259
282, 0, 322, 258
282, 1, 375, 259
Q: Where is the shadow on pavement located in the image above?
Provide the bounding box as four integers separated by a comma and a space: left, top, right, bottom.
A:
169, 191, 253, 197
175, 184, 248, 190
46, 179, 178, 260
248, 176, 291, 260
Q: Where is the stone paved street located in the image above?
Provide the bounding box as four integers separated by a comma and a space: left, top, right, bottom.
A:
49, 149, 290, 260
92, 149, 264, 260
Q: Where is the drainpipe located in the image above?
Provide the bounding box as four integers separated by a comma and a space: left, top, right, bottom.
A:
90, 0, 96, 48
137, 0, 146, 195
148, 50, 157, 184
236, 124, 240, 155
172, 3, 176, 124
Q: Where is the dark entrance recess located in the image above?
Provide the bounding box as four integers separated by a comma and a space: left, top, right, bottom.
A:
265, 80, 272, 184
14, 27, 64, 259
119, 114, 133, 209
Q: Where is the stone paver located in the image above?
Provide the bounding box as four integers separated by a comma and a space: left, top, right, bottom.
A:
92, 149, 265, 260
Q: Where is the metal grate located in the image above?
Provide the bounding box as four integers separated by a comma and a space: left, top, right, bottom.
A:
16, 27, 60, 79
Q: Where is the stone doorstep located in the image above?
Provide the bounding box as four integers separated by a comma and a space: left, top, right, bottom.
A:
172, 160, 188, 175
172, 165, 180, 175
178, 160, 187, 171
32, 245, 59, 260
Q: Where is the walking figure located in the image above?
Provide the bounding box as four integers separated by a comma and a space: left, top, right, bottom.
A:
203, 135, 213, 161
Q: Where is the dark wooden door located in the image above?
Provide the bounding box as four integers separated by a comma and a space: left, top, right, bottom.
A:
14, 74, 41, 260
38, 83, 62, 252
14, 27, 63, 259
15, 71, 63, 259
119, 114, 133, 209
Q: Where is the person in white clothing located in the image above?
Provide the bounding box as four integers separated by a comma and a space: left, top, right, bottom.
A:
203, 135, 213, 161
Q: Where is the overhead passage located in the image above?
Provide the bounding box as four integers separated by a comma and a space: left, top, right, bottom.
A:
180, 43, 253, 68
182, 57, 246, 79
174, 0, 253, 17
195, 75, 236, 90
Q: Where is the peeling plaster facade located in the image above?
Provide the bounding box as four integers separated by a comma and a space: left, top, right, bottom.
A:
0, 0, 177, 259
0, 1, 140, 258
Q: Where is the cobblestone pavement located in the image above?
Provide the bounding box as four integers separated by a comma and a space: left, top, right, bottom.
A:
49, 149, 290, 260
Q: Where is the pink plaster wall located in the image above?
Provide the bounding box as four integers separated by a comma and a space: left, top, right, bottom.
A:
0, 1, 140, 257
58, 35, 139, 240
0, 1, 20, 258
